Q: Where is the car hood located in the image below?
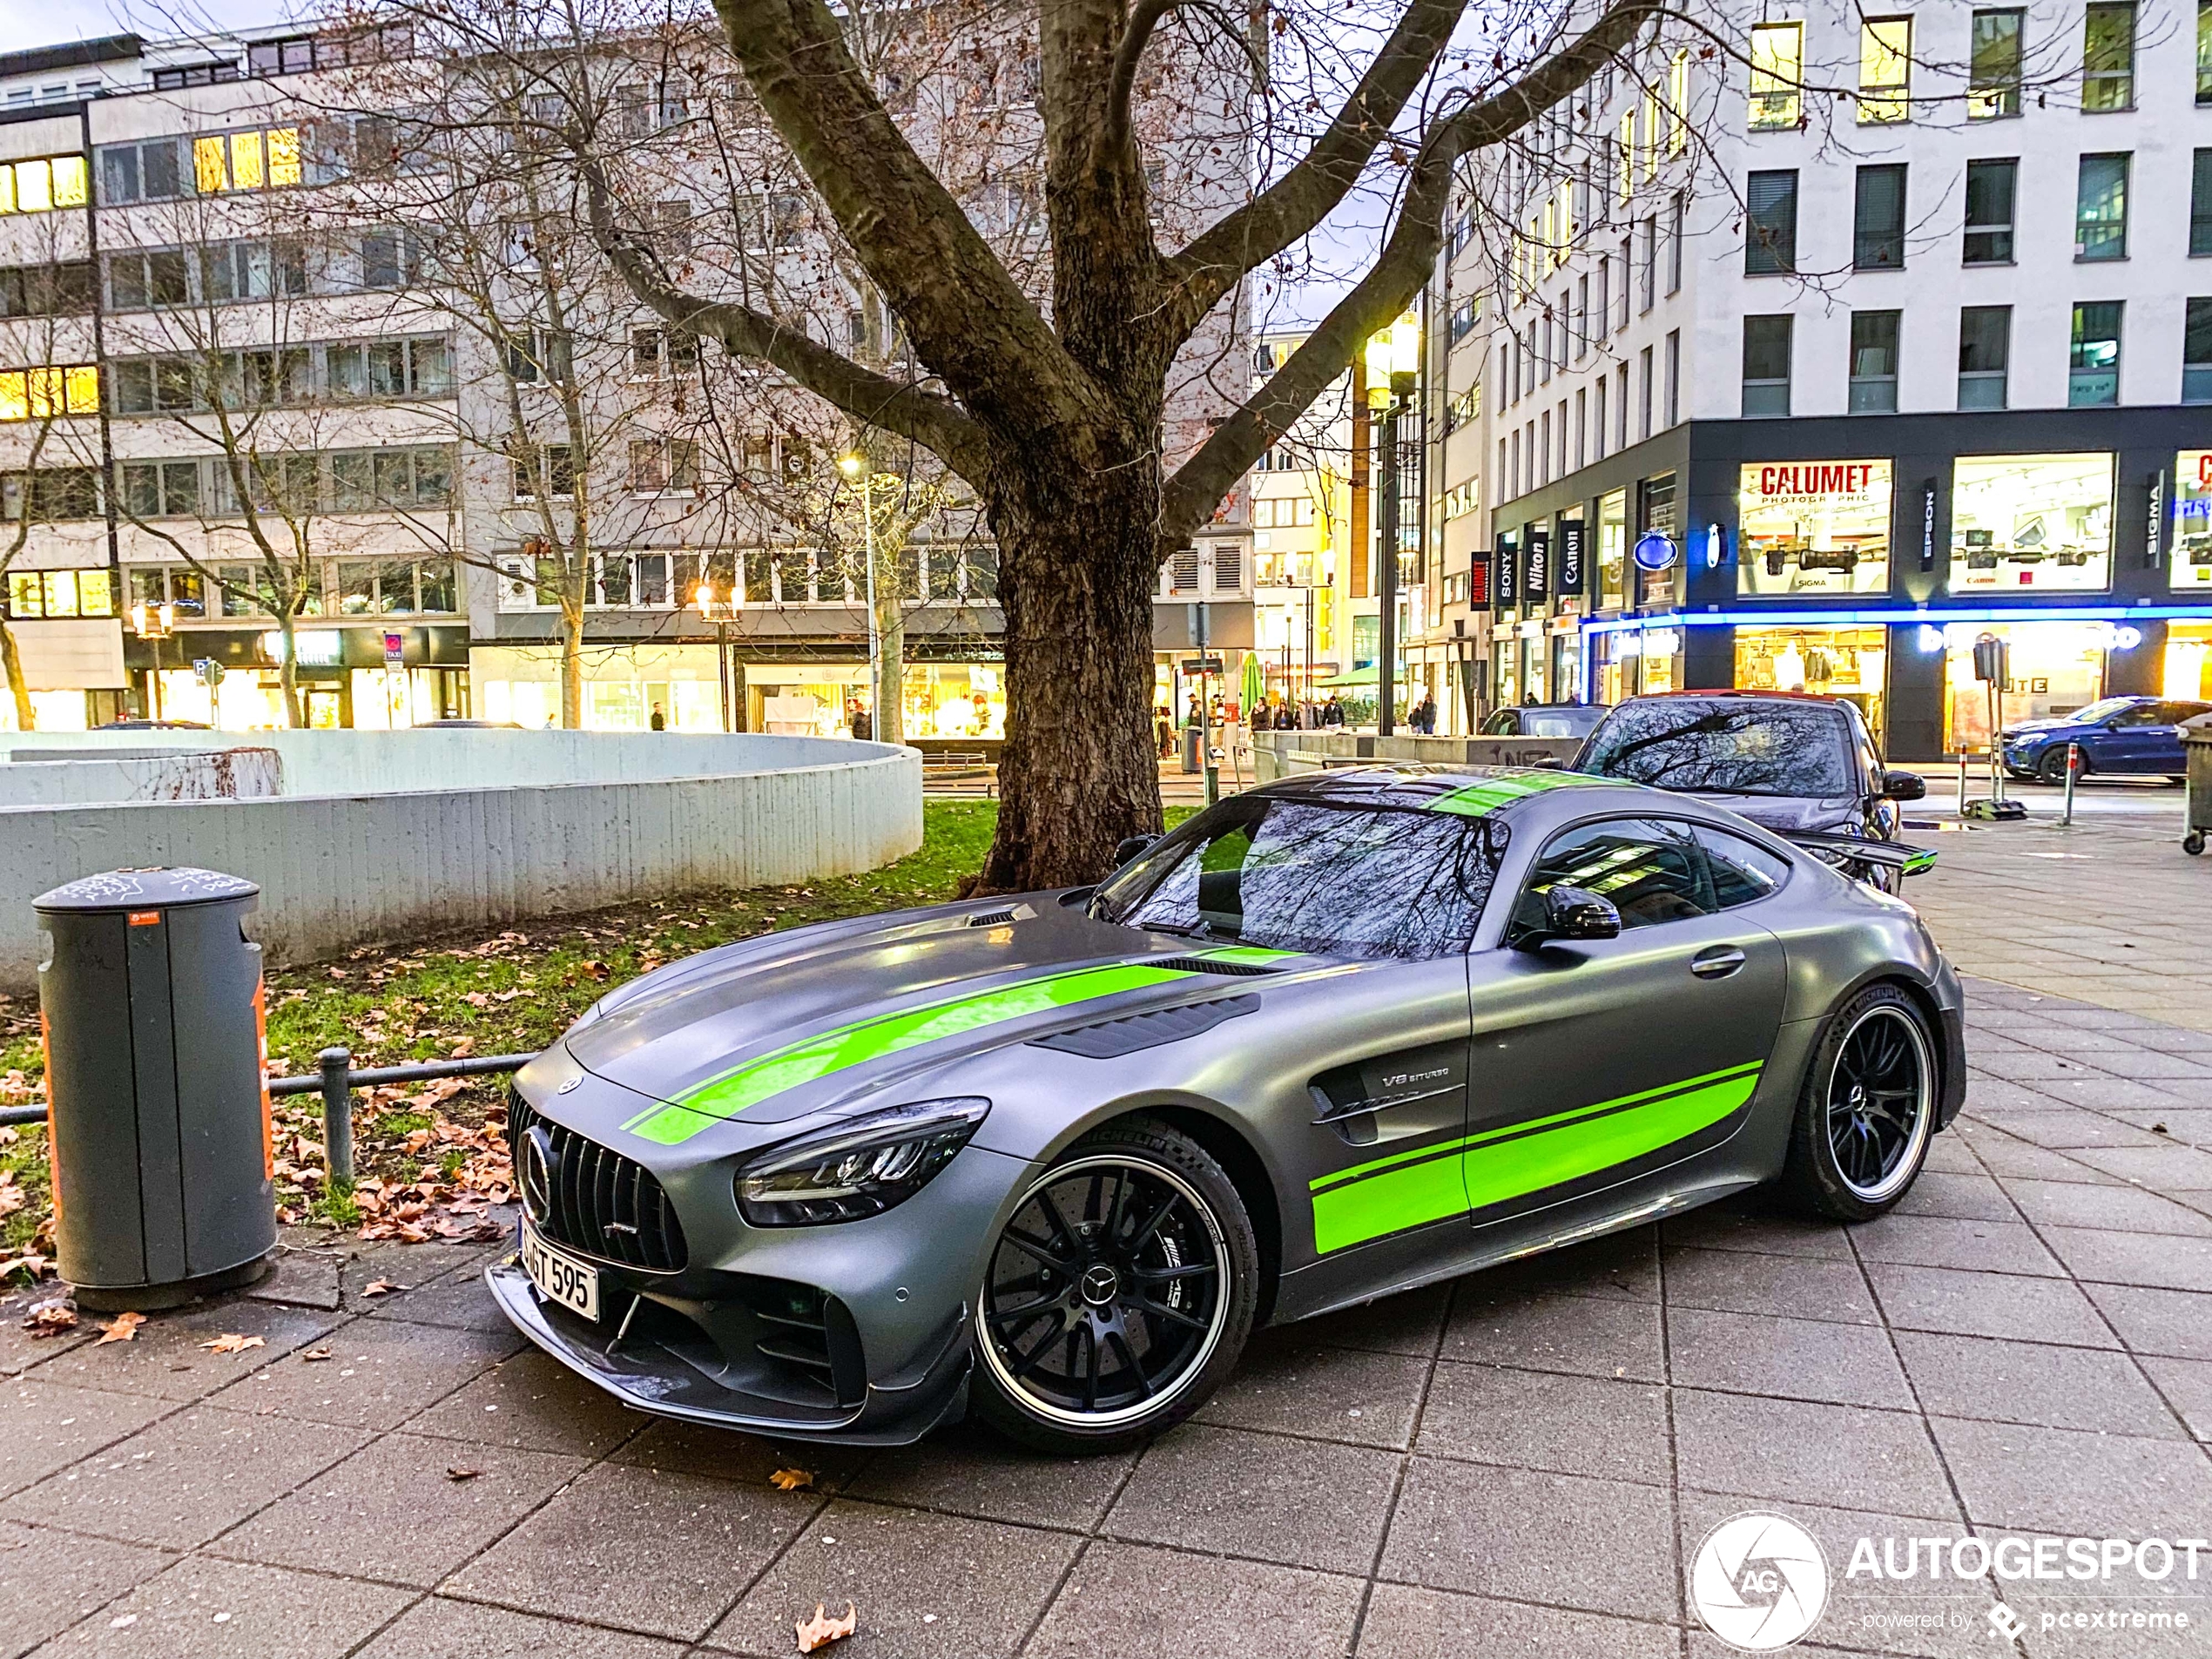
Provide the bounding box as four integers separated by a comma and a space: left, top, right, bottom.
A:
2001, 718, 2075, 738
546, 899, 1315, 1144
1673, 792, 1863, 835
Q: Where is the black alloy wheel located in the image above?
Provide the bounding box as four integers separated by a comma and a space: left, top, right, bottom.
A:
973, 1119, 1257, 1453
2038, 747, 2078, 786
1782, 984, 1937, 1221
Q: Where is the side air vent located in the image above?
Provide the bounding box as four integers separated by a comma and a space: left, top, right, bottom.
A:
967, 908, 1016, 927
1033, 994, 1261, 1058
1154, 954, 1281, 977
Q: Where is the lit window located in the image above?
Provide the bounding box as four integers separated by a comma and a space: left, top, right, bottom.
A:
0, 363, 98, 420
230, 130, 265, 191
1750, 23, 1803, 130
1859, 19, 1911, 123
191, 126, 300, 194
1668, 50, 1689, 155
1617, 108, 1635, 204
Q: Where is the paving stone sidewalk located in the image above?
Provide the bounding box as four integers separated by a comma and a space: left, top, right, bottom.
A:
5, 968, 2210, 1658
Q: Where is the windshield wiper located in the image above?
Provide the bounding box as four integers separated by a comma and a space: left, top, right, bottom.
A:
1136, 918, 1220, 941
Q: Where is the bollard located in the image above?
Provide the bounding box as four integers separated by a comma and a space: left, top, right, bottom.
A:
320, 1046, 354, 1188
1957, 752, 1970, 818
2061, 740, 2080, 825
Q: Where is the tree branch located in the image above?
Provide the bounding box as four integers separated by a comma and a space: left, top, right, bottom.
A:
1105, 0, 1179, 153
1160, 1, 1659, 539
578, 158, 990, 482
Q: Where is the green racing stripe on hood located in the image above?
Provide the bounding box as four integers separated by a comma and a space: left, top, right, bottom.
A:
618, 961, 1200, 1145
1427, 770, 1602, 817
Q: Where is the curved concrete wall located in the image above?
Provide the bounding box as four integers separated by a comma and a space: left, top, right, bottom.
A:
0, 732, 922, 990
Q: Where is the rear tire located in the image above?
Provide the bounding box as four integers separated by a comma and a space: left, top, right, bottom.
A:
1781, 985, 1937, 1222
971, 1116, 1258, 1455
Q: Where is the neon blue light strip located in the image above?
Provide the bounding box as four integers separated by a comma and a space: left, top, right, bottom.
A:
1582, 605, 2212, 634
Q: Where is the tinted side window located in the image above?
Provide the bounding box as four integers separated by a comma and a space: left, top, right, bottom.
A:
1513, 818, 1715, 933
1693, 826, 1791, 908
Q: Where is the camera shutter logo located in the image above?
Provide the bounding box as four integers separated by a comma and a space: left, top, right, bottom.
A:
1691, 1512, 1829, 1651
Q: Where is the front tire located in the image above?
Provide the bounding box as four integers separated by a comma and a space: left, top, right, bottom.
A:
2037, 748, 2077, 786
1781, 985, 1938, 1222
972, 1117, 1258, 1454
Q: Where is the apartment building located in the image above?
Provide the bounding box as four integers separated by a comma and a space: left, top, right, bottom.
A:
1436, 0, 2212, 759
0, 23, 1250, 736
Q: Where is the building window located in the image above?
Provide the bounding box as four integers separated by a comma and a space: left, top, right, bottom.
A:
1737, 462, 1893, 596
0, 365, 98, 420
152, 61, 239, 91
0, 470, 102, 524
2074, 154, 2129, 261
1664, 330, 1680, 426
1448, 296, 1477, 343
1746, 170, 1797, 274
2081, 3, 2135, 112
3, 566, 111, 612
2200, 0, 2212, 105
0, 154, 88, 215
1594, 376, 1608, 462
1749, 22, 1803, 130
188, 127, 303, 194
513, 444, 577, 501
0, 260, 94, 318
631, 327, 699, 378
1638, 344, 1655, 439
1743, 315, 1792, 417
1639, 216, 1656, 311
2186, 300, 2212, 403
1853, 165, 1906, 270
1959, 306, 2012, 409
1848, 312, 1901, 413
1970, 10, 2025, 119
2195, 152, 2212, 257
1667, 192, 1683, 293
2069, 300, 2122, 407
1965, 159, 2018, 264
628, 437, 700, 495
1668, 50, 1689, 155
1950, 454, 2114, 594
1859, 18, 1912, 123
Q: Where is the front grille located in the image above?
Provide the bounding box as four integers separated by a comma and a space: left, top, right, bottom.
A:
512, 1094, 689, 1272
738, 1277, 867, 1406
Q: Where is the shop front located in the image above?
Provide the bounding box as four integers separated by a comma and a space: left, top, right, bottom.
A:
2164, 620, 2212, 701
1738, 462, 1892, 597
1950, 454, 2114, 593
1736, 625, 1890, 747
143, 624, 468, 729
1941, 619, 2114, 752
2172, 449, 2212, 594
1593, 624, 1682, 704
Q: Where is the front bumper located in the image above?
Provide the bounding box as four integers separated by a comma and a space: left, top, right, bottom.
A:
1937, 1004, 1968, 1129
486, 1258, 974, 1445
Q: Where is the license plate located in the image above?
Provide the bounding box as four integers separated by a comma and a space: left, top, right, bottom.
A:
521, 1217, 599, 1322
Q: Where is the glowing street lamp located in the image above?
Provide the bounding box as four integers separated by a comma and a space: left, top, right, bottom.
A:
695, 579, 740, 731
841, 449, 881, 741
1364, 310, 1420, 735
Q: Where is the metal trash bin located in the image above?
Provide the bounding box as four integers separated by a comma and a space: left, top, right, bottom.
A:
35, 867, 275, 1309
2184, 717, 2212, 856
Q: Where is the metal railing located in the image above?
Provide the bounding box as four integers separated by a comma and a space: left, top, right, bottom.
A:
0, 1044, 536, 1187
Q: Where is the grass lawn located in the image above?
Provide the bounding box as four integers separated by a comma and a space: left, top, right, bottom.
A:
1, 799, 1191, 1266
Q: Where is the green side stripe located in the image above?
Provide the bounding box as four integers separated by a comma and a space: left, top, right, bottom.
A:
620, 962, 1197, 1145
1195, 945, 1303, 965
1310, 1060, 1763, 1254
1310, 1061, 1764, 1193
1428, 770, 1600, 817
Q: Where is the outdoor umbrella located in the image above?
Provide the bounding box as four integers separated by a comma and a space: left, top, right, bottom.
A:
1240, 653, 1264, 716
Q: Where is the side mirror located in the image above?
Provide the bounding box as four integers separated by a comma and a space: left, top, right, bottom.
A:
1879, 769, 1926, 802
1113, 833, 1160, 868
1514, 884, 1622, 949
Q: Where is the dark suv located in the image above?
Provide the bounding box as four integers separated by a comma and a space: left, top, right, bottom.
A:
1574, 691, 1930, 891
2000, 696, 2212, 784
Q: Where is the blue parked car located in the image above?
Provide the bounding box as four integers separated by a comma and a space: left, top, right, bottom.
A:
2000, 696, 2212, 784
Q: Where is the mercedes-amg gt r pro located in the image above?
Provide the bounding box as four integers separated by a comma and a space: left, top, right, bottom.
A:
489, 766, 1966, 1454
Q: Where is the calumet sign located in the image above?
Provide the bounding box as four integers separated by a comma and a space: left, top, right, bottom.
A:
1750, 462, 1884, 503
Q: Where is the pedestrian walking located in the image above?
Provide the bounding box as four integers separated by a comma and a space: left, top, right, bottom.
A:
650, 701, 667, 732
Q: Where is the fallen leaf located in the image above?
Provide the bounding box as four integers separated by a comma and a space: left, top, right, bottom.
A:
300, 1348, 334, 1362
449, 1037, 475, 1058
23, 1298, 76, 1336
580, 959, 611, 981
445, 1465, 483, 1482
361, 1278, 401, 1297
769, 1467, 815, 1491
94, 1311, 145, 1345
795, 1602, 857, 1653
200, 1333, 266, 1355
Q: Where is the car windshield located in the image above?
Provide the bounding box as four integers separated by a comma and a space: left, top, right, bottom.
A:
1580, 698, 1856, 798
1090, 796, 1503, 961
2065, 698, 2140, 725
1522, 706, 1601, 738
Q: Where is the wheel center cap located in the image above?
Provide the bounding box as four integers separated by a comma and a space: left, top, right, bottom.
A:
1079, 1264, 1120, 1307
1848, 1083, 1867, 1110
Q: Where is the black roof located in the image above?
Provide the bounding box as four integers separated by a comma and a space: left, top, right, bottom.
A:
0, 34, 140, 79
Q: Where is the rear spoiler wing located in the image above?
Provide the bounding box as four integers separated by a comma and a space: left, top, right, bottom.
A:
1782, 830, 1938, 878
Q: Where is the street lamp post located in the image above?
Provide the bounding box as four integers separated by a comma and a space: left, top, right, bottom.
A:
1365, 314, 1420, 738
694, 581, 738, 732
836, 451, 880, 743
128, 601, 175, 722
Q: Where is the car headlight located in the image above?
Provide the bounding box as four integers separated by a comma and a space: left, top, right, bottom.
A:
734, 1098, 989, 1226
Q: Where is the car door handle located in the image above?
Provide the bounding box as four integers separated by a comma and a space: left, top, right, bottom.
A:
1689, 946, 1746, 979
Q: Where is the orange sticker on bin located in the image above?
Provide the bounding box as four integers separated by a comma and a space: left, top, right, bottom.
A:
126, 911, 161, 927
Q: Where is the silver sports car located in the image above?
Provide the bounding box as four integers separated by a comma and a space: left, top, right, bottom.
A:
489, 766, 1965, 1453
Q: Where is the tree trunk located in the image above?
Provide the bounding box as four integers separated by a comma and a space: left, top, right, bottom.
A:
974, 462, 1163, 893
562, 601, 584, 729
0, 617, 34, 731
277, 612, 305, 728
872, 535, 904, 745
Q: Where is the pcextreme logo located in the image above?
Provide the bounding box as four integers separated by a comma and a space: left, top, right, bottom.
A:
1691, 1512, 1831, 1651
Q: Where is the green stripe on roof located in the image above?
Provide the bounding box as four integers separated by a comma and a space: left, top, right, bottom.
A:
620, 961, 1197, 1144
1427, 770, 1602, 817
